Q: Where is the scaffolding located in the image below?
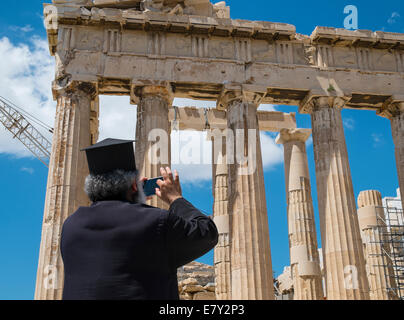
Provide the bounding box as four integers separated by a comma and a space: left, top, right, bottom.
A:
373, 199, 404, 300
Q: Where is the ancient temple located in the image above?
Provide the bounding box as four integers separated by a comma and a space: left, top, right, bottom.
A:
36, 0, 404, 300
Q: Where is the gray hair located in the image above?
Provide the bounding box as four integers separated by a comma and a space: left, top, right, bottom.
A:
84, 169, 141, 203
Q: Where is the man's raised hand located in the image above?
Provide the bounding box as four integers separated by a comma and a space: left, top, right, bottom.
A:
156, 167, 183, 205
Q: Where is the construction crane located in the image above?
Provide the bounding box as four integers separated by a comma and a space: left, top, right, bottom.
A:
0, 96, 53, 168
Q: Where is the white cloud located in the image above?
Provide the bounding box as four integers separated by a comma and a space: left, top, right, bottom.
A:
371, 133, 383, 148
9, 25, 34, 33
258, 104, 277, 112
20, 167, 34, 174
171, 130, 212, 183
21, 25, 34, 33
260, 132, 284, 169
343, 117, 355, 130
98, 95, 137, 141
388, 12, 401, 25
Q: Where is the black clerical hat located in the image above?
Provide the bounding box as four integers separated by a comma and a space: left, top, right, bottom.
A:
82, 138, 137, 175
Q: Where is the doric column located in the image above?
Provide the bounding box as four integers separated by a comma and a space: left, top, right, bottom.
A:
35, 82, 97, 300
219, 85, 274, 300
276, 128, 324, 300
378, 100, 404, 209
133, 83, 172, 209
300, 96, 370, 300
211, 131, 231, 300
357, 190, 398, 300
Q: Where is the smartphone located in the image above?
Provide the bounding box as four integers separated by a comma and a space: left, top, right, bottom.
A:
143, 177, 163, 197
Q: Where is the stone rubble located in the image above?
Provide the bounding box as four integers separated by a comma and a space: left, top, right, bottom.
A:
177, 262, 216, 300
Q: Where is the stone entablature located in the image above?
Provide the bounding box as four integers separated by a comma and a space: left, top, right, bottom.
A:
53, 0, 230, 18
46, 2, 404, 110
168, 106, 296, 131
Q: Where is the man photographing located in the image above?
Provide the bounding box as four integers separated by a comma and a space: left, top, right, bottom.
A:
60, 138, 219, 300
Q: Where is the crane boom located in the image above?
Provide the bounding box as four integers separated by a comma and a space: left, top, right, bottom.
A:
0, 97, 52, 167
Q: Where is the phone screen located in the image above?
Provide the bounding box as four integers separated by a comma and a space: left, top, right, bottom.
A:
143, 177, 163, 197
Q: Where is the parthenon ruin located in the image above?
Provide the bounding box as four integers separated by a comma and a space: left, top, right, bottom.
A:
36, 0, 404, 300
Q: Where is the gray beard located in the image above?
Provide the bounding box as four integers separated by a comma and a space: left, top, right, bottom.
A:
132, 178, 147, 204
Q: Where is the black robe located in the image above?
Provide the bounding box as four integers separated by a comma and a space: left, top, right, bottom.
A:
60, 197, 218, 300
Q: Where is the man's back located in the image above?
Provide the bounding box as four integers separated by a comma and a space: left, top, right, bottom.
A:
61, 198, 218, 300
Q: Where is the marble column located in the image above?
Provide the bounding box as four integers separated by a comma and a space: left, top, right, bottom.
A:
378, 102, 404, 209
357, 190, 398, 300
89, 96, 100, 145
222, 89, 274, 300
211, 132, 231, 300
35, 83, 96, 300
276, 128, 324, 300
134, 85, 172, 210
300, 96, 370, 300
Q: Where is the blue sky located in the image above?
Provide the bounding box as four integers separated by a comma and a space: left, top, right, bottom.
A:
0, 0, 403, 300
